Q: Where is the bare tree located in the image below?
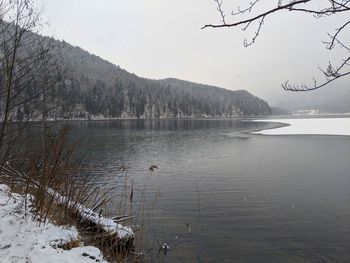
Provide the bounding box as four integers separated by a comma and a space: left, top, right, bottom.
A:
203, 0, 350, 91
0, 0, 57, 166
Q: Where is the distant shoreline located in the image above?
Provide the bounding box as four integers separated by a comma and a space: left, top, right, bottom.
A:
5, 115, 273, 124
5, 113, 350, 124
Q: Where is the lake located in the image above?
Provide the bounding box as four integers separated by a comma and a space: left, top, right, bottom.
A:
68, 117, 350, 262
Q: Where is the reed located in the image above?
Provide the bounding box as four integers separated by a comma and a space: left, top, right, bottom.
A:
0, 126, 135, 262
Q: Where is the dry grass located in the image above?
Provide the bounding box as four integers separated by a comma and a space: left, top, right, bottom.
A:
0, 126, 136, 262
0, 124, 166, 262
57, 238, 82, 250
1, 127, 110, 224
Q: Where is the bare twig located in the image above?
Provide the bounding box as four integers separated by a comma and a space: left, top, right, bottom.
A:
204, 0, 350, 91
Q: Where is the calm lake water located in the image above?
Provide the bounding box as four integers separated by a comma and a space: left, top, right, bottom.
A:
67, 118, 350, 263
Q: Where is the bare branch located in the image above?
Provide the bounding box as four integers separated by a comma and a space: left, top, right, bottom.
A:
214, 0, 227, 25
243, 16, 265, 47
231, 0, 260, 16
323, 20, 350, 50
204, 0, 350, 91
202, 0, 312, 29
283, 55, 350, 91
283, 70, 350, 91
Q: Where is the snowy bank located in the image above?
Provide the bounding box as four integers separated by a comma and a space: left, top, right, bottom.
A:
0, 184, 109, 263
252, 118, 350, 136
48, 186, 134, 241
1, 164, 134, 243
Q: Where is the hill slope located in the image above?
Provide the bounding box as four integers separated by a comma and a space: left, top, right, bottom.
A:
1, 27, 272, 120
274, 85, 350, 114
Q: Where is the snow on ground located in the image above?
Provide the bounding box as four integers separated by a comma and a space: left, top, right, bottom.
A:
0, 184, 109, 263
47, 188, 133, 240
252, 118, 350, 136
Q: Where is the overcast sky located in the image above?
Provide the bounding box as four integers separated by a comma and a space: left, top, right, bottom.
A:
37, 0, 349, 105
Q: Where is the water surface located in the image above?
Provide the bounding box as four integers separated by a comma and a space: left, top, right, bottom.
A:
68, 118, 350, 263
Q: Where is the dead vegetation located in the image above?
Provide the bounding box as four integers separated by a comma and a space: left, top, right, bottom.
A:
0, 126, 135, 262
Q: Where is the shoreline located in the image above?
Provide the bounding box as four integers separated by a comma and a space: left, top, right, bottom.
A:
0, 184, 110, 263
4, 113, 350, 124
4, 115, 272, 124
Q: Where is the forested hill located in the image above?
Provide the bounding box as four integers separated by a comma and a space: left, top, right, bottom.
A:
158, 78, 272, 117
4, 29, 272, 120
48, 39, 272, 119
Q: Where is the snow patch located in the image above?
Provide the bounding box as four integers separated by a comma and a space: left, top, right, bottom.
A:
79, 207, 133, 239
45, 188, 133, 240
0, 184, 109, 263
252, 118, 350, 136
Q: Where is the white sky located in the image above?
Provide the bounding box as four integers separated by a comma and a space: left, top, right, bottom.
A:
37, 0, 350, 105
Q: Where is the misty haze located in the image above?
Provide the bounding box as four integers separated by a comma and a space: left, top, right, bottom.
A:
0, 1, 349, 263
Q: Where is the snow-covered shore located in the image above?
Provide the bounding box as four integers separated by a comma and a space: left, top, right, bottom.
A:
0, 184, 109, 263
252, 117, 350, 136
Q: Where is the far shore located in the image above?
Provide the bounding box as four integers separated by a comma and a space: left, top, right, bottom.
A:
4, 113, 350, 124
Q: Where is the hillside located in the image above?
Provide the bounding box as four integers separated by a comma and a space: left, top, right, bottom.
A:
1, 27, 272, 120
274, 85, 350, 114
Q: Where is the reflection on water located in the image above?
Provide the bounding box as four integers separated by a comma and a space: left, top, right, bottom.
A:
38, 119, 350, 262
